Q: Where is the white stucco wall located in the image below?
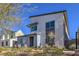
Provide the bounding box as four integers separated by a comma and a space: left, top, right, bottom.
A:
10, 38, 17, 47
30, 13, 66, 48
37, 34, 41, 48
17, 36, 29, 47
17, 34, 41, 48
0, 38, 17, 47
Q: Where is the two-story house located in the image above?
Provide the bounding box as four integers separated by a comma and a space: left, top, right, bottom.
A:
17, 10, 70, 48
0, 29, 17, 47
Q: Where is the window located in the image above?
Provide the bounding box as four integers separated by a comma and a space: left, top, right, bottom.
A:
46, 21, 55, 29
46, 22, 50, 28
11, 35, 13, 38
6, 41, 8, 46
11, 33, 15, 38
50, 21, 55, 27
2, 41, 4, 46
31, 25, 37, 31
46, 21, 55, 46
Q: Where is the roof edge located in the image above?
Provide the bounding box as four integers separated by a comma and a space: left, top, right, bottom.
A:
29, 10, 67, 18
63, 11, 70, 39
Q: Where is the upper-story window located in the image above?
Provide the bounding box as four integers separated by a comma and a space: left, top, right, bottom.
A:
10, 32, 15, 38
46, 21, 55, 31
31, 25, 37, 31
11, 35, 13, 38
28, 22, 38, 32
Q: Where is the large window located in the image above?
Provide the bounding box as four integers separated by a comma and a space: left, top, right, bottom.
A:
46, 21, 55, 46
31, 25, 37, 31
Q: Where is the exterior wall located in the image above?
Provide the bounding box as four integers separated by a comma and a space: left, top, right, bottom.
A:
10, 38, 17, 47
0, 40, 10, 47
0, 30, 17, 47
0, 38, 17, 47
17, 34, 41, 48
37, 34, 41, 48
33, 35, 37, 47
30, 13, 67, 48
17, 36, 28, 47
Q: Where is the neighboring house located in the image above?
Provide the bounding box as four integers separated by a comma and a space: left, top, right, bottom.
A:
25, 10, 70, 48
15, 30, 24, 37
15, 30, 26, 47
0, 29, 17, 47
0, 29, 25, 47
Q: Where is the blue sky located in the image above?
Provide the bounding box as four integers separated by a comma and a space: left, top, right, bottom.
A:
13, 3, 79, 39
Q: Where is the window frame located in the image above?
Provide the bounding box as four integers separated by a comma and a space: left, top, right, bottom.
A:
31, 25, 37, 31
46, 20, 55, 46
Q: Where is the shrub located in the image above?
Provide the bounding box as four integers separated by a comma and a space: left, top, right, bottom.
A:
68, 44, 76, 50
32, 46, 64, 56
42, 46, 64, 56
2, 51, 17, 56
0, 47, 64, 56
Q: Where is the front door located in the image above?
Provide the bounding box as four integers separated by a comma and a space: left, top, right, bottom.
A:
29, 36, 34, 47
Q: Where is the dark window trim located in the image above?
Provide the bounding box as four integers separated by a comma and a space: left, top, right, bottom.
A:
31, 25, 37, 31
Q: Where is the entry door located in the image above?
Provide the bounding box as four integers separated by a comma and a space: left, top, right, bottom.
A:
29, 36, 34, 47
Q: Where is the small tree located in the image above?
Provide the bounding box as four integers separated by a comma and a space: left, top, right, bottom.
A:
0, 3, 38, 32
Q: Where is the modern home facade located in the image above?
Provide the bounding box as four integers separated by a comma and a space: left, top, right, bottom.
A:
26, 10, 70, 48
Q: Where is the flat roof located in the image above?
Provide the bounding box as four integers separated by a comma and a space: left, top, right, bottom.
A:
29, 10, 67, 18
